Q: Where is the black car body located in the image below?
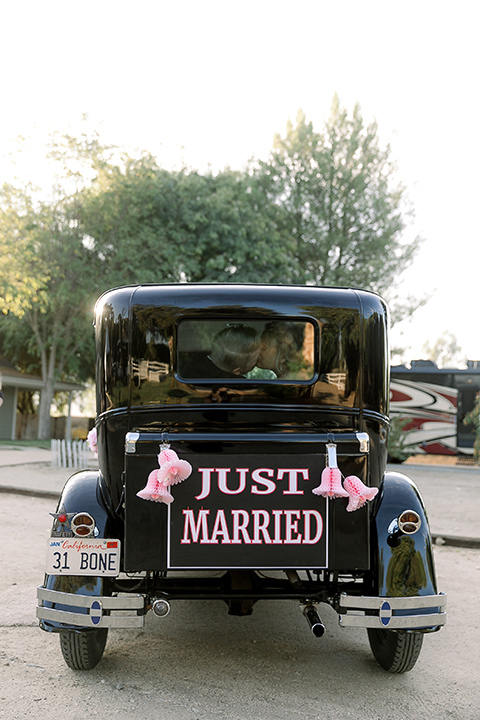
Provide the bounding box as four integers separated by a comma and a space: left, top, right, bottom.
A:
37, 284, 446, 672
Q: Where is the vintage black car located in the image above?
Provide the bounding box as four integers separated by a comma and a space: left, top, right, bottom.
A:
37, 284, 446, 672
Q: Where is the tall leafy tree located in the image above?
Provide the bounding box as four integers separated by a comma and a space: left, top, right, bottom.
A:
254, 97, 420, 294
169, 169, 294, 283
0, 127, 128, 438
0, 184, 50, 316
75, 154, 183, 288
77, 158, 293, 286
0, 185, 98, 438
1, 142, 295, 439
1, 102, 422, 439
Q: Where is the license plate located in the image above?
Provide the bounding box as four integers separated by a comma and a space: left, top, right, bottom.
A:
46, 538, 121, 576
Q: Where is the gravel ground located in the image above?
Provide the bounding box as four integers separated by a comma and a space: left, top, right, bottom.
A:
1, 494, 479, 720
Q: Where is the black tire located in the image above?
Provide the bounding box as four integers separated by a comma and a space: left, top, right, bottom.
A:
59, 629, 108, 670
367, 629, 423, 673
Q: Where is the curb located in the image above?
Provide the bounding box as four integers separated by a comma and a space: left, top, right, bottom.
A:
432, 533, 480, 550
0, 485, 60, 501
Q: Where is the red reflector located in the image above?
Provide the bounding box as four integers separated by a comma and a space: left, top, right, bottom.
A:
58, 514, 67, 524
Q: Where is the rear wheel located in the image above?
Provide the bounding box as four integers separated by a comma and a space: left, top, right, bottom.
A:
367, 629, 423, 673
59, 629, 108, 670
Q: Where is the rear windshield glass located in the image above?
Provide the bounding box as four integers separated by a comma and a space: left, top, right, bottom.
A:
177, 320, 315, 381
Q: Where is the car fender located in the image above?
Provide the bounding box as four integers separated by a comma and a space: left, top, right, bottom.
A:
371, 471, 438, 598
40, 469, 118, 633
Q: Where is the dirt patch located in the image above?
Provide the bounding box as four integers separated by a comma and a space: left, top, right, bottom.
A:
405, 454, 460, 466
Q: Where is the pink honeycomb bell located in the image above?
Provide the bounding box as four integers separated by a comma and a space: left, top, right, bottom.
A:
312, 443, 349, 498
87, 427, 98, 455
136, 468, 169, 503
137, 447, 192, 504
343, 475, 378, 512
312, 467, 349, 498
157, 452, 192, 487
157, 447, 180, 466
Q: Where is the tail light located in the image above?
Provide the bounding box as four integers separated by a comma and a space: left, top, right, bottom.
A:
398, 510, 422, 535
387, 509, 422, 546
71, 512, 96, 537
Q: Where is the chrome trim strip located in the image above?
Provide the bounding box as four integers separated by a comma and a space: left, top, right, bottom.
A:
339, 593, 446, 611
36, 606, 145, 628
338, 592, 447, 630
339, 613, 446, 629
36, 586, 145, 629
37, 586, 144, 609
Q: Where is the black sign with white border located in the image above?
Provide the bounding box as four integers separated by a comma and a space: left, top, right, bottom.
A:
167, 454, 328, 569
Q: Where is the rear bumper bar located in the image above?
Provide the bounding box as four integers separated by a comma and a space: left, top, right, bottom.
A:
37, 585, 447, 632
338, 592, 447, 630
36, 586, 146, 630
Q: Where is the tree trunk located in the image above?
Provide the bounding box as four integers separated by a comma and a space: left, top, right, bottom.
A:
37, 379, 55, 440
37, 343, 57, 440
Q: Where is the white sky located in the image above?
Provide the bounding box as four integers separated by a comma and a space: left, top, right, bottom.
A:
1, 0, 479, 363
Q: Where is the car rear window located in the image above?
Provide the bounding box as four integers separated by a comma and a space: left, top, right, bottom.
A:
177, 319, 315, 381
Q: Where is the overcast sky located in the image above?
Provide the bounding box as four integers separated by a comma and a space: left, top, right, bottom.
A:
1, 0, 479, 363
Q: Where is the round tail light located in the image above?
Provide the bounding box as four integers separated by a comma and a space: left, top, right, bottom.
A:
71, 512, 96, 537
398, 510, 421, 534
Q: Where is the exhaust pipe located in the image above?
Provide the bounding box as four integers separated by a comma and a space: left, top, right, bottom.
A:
303, 604, 325, 638
152, 598, 171, 618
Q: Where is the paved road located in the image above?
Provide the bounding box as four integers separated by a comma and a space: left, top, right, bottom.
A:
0, 492, 479, 720
392, 462, 480, 545
1, 449, 479, 718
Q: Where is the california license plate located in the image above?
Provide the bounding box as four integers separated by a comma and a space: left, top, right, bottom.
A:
46, 538, 121, 576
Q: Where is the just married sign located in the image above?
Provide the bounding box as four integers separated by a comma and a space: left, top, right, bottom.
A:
167, 454, 329, 569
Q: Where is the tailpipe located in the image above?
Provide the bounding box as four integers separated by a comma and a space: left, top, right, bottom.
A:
302, 604, 325, 638
152, 598, 171, 618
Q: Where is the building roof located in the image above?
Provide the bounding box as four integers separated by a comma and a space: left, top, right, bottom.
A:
0, 358, 84, 392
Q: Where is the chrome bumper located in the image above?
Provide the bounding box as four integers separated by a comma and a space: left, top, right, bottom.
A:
36, 586, 146, 630
338, 592, 447, 630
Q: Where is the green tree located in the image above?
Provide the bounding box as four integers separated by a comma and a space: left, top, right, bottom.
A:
464, 392, 480, 461
77, 158, 293, 286
0, 184, 50, 317
254, 97, 420, 295
1, 101, 423, 438
171, 169, 294, 283
387, 416, 415, 463
0, 127, 124, 438
1, 140, 295, 439
0, 186, 98, 438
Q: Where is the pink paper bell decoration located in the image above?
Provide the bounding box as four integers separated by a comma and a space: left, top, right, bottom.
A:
157, 448, 179, 465
136, 448, 192, 505
343, 475, 378, 512
312, 467, 349, 498
136, 468, 174, 504
87, 427, 98, 455
156, 451, 192, 488
312, 443, 349, 498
